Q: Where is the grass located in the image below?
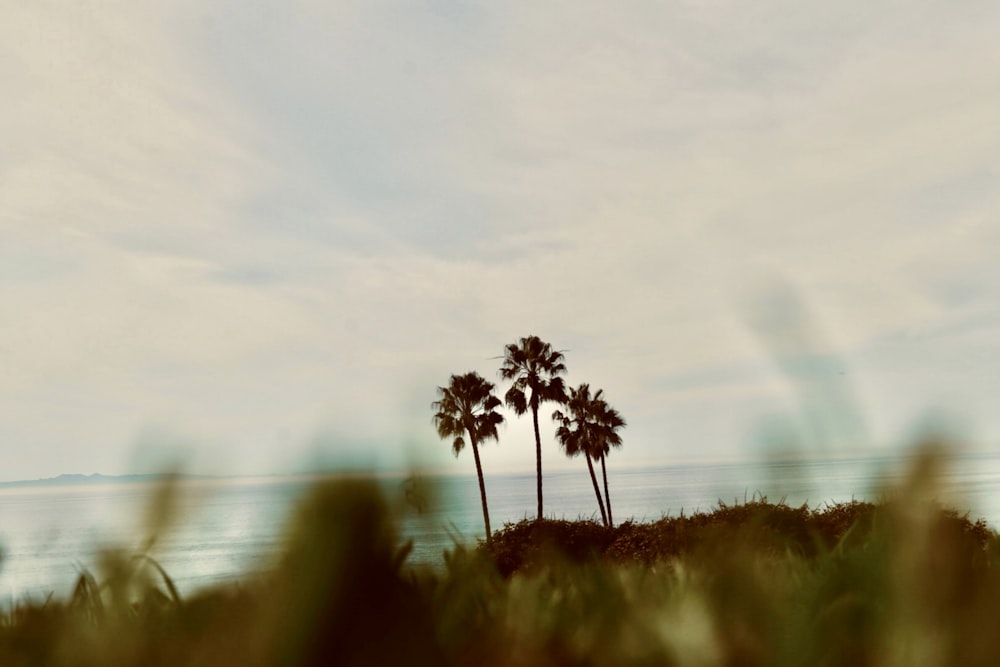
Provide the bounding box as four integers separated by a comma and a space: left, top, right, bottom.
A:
1, 449, 999, 665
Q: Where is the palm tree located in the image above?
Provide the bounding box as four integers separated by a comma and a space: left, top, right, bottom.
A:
499, 335, 567, 520
591, 394, 625, 527
432, 371, 505, 544
553, 383, 608, 526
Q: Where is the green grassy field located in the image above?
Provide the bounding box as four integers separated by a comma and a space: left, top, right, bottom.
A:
2, 449, 998, 666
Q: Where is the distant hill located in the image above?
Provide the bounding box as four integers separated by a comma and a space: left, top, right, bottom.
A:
0, 473, 218, 488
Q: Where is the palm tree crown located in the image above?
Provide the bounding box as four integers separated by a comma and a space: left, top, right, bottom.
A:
588, 391, 625, 459
499, 335, 567, 520
499, 336, 568, 416
433, 372, 504, 455
552, 383, 599, 458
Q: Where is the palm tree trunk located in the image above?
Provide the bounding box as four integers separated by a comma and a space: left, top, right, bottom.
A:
600, 453, 612, 527
532, 403, 543, 520
470, 436, 491, 544
585, 454, 608, 526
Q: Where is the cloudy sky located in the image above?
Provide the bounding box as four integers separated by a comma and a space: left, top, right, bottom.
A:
3, 1, 998, 480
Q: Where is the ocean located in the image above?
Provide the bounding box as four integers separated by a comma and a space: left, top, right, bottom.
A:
2, 451, 998, 602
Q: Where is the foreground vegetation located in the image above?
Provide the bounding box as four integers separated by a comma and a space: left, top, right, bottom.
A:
2, 451, 1000, 666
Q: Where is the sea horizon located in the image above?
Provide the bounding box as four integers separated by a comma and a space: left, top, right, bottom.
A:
4, 443, 991, 488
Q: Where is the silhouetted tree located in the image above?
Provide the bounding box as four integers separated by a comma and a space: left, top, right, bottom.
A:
433, 372, 504, 544
591, 394, 625, 527
553, 383, 608, 526
499, 336, 567, 520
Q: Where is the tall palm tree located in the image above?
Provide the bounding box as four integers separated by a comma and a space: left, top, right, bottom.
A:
591, 394, 625, 527
553, 383, 608, 526
499, 335, 567, 520
432, 371, 504, 544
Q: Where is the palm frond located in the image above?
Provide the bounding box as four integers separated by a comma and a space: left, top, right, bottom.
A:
544, 376, 568, 403
433, 371, 506, 455
504, 387, 528, 415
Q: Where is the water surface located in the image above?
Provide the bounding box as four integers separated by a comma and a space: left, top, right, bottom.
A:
1, 452, 997, 601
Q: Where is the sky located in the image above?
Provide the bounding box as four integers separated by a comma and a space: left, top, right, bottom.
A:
2, 1, 999, 481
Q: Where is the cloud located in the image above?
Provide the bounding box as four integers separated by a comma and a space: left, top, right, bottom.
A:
2, 0, 999, 478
